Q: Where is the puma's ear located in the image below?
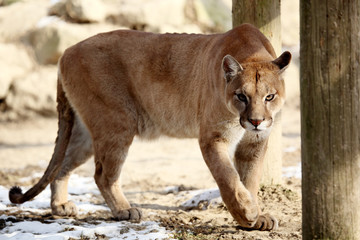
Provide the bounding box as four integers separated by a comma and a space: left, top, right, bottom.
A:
222, 55, 243, 82
272, 51, 292, 73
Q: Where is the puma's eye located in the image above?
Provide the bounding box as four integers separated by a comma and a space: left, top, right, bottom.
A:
237, 93, 248, 103
265, 94, 275, 101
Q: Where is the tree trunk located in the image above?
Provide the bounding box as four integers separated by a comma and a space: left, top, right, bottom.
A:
232, 0, 282, 185
300, 0, 360, 239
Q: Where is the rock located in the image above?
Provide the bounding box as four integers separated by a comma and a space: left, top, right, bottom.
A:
0, 0, 21, 6
5, 66, 58, 119
0, 43, 33, 98
48, 0, 106, 23
0, 0, 49, 41
48, 0, 68, 20
107, 0, 231, 34
27, 22, 80, 65
107, 0, 203, 34
26, 21, 118, 64
105, 1, 149, 31
142, 0, 188, 30
185, 0, 232, 32
66, 0, 106, 23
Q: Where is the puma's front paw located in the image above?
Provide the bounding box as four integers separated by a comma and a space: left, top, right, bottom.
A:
240, 201, 259, 227
228, 197, 259, 228
51, 201, 78, 217
252, 213, 278, 231
114, 207, 142, 223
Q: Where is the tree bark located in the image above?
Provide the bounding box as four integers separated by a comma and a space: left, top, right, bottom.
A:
232, 0, 282, 185
300, 0, 360, 239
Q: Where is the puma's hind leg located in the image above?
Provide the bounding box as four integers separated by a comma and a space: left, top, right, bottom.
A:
91, 118, 141, 222
50, 115, 93, 216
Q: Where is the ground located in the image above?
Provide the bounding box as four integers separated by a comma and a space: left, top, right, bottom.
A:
0, 99, 302, 239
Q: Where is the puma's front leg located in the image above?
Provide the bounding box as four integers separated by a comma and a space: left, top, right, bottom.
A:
234, 132, 278, 230
199, 134, 259, 229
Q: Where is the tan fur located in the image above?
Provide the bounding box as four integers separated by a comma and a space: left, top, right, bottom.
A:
9, 24, 291, 231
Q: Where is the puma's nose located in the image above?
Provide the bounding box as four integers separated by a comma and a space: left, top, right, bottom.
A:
248, 118, 264, 127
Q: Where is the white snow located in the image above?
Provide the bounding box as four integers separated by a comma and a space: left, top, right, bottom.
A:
283, 146, 298, 153
7, 221, 63, 235
0, 174, 173, 240
180, 188, 221, 210
0, 219, 171, 240
19, 173, 43, 184
282, 162, 302, 179
283, 145, 302, 178
0, 186, 10, 208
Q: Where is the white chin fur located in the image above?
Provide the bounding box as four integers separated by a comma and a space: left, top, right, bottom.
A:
243, 121, 270, 132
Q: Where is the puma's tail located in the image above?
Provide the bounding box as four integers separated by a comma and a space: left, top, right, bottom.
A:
9, 72, 74, 204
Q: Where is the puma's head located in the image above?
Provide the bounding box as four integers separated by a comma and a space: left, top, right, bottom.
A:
222, 51, 291, 133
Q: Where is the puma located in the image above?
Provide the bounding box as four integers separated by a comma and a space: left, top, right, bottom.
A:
9, 23, 291, 231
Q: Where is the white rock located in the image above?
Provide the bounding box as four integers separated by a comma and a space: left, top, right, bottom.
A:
5, 66, 58, 119
111, 0, 231, 33
0, 0, 49, 41
186, 0, 232, 32
27, 22, 118, 64
0, 43, 33, 98
28, 22, 79, 64
48, 0, 68, 19
109, 0, 196, 33
105, 1, 148, 31
142, 0, 188, 29
65, 0, 106, 23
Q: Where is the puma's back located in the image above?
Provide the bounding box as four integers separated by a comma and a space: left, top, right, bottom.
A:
60, 24, 282, 139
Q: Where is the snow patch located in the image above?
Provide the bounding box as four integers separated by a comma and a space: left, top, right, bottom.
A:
181, 188, 221, 210
283, 146, 298, 153
283, 162, 301, 179
0, 219, 171, 240
0, 174, 173, 240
